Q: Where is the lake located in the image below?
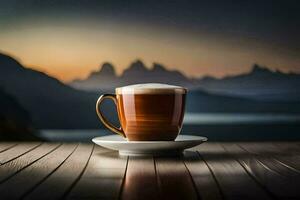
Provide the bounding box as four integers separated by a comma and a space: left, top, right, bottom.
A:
38, 113, 300, 142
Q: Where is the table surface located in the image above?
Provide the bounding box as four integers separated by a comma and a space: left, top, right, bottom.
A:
0, 142, 299, 200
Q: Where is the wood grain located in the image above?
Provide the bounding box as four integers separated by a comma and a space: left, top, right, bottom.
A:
196, 143, 272, 200
0, 142, 41, 164
66, 146, 127, 199
239, 142, 300, 172
0, 142, 299, 200
268, 142, 300, 171
0, 143, 17, 153
183, 150, 223, 200
0, 143, 60, 182
224, 143, 300, 199
24, 143, 94, 200
0, 143, 77, 199
121, 156, 160, 200
155, 156, 198, 200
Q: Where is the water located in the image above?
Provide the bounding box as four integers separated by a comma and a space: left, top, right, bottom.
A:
38, 129, 111, 142
184, 113, 300, 124
38, 113, 300, 142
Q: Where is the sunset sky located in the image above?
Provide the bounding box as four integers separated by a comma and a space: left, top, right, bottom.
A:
0, 0, 299, 82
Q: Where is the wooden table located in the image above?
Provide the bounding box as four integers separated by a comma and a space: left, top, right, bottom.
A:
0, 142, 299, 200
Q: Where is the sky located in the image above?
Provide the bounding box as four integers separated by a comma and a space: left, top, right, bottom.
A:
0, 0, 299, 82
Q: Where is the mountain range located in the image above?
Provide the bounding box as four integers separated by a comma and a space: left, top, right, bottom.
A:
70, 61, 300, 101
70, 60, 193, 91
0, 53, 109, 129
195, 64, 300, 101
0, 52, 300, 132
0, 87, 39, 140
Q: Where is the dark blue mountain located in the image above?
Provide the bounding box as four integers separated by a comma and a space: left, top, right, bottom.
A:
0, 87, 39, 140
195, 64, 300, 101
0, 53, 107, 129
71, 62, 119, 91
70, 62, 300, 101
70, 60, 192, 92
1, 52, 299, 132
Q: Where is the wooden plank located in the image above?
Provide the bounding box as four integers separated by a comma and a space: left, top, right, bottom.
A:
238, 143, 300, 176
0, 142, 41, 164
0, 143, 60, 182
196, 143, 272, 200
239, 142, 300, 155
23, 143, 94, 200
223, 143, 300, 199
271, 142, 300, 171
183, 150, 223, 200
240, 142, 300, 173
121, 156, 160, 200
66, 147, 128, 199
0, 143, 17, 153
0, 143, 77, 199
155, 156, 198, 200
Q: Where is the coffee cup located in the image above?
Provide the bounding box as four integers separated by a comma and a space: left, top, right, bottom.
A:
96, 83, 187, 141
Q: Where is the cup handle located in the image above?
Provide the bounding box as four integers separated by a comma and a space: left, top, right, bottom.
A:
96, 94, 126, 138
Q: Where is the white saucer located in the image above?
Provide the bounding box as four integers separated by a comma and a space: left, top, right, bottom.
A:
92, 135, 207, 156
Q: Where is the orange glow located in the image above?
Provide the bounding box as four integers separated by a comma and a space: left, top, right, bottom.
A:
0, 20, 299, 82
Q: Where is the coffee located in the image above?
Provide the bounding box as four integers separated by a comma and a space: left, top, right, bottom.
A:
96, 83, 187, 141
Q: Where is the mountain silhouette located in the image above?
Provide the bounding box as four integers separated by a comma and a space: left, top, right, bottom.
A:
1, 52, 300, 133
70, 62, 300, 101
99, 62, 116, 76
0, 53, 109, 129
122, 60, 149, 76
70, 60, 193, 92
0, 87, 39, 140
251, 64, 273, 74
195, 64, 300, 101
72, 62, 119, 91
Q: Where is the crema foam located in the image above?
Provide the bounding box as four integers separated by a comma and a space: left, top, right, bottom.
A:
116, 83, 187, 94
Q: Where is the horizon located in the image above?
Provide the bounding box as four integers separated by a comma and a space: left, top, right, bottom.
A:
1, 50, 296, 83
1, 0, 299, 82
